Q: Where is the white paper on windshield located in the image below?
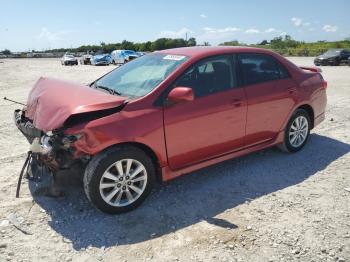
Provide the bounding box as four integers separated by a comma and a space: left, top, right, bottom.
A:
163, 55, 186, 61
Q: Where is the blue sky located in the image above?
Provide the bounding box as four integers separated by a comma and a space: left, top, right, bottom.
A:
1, 0, 349, 51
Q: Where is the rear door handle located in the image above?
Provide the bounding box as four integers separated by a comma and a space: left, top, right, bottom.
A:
231, 98, 242, 107
288, 87, 297, 94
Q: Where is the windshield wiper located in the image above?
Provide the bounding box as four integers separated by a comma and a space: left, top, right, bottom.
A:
95, 84, 121, 96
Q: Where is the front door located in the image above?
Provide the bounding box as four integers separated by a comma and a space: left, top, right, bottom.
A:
163, 55, 247, 170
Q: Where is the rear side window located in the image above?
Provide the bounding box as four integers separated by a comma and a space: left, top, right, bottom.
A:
238, 53, 288, 85
175, 55, 236, 98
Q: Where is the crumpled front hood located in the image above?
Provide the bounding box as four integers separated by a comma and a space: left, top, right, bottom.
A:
26, 77, 127, 132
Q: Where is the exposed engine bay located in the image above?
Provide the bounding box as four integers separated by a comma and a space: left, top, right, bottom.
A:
14, 109, 87, 171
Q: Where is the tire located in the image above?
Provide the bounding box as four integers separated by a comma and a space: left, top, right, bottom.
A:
278, 109, 311, 153
84, 146, 156, 214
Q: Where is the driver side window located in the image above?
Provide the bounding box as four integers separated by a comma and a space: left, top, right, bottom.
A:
175, 55, 235, 98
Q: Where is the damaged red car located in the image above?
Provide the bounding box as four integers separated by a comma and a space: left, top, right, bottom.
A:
14, 47, 327, 214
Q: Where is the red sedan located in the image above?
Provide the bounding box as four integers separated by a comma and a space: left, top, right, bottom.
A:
15, 47, 327, 213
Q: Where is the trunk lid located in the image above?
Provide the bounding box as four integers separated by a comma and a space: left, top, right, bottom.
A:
26, 77, 127, 132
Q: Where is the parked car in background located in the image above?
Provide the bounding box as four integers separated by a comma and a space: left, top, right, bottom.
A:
91, 53, 112, 66
348, 56, 350, 66
14, 47, 327, 214
79, 54, 93, 65
111, 50, 140, 64
61, 54, 78, 65
136, 51, 146, 57
314, 49, 350, 66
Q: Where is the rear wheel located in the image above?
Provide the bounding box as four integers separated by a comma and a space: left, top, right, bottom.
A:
84, 146, 156, 214
278, 109, 311, 153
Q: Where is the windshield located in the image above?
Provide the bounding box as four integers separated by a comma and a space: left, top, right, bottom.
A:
95, 53, 188, 98
323, 49, 341, 56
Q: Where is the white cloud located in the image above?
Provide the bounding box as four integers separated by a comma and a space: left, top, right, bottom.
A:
38, 28, 62, 41
200, 14, 207, 19
158, 27, 193, 38
198, 27, 241, 44
323, 24, 338, 32
245, 28, 260, 34
38, 27, 73, 42
291, 17, 303, 27
291, 17, 312, 27
264, 28, 277, 33
203, 27, 241, 33
280, 31, 287, 36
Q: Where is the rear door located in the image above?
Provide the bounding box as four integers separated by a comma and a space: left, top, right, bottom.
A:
238, 53, 298, 146
163, 55, 247, 170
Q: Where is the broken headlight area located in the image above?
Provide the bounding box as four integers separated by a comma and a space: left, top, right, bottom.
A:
29, 132, 85, 170
14, 109, 87, 168
14, 109, 89, 197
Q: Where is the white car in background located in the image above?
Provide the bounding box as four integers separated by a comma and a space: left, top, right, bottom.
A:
111, 50, 140, 64
61, 54, 78, 66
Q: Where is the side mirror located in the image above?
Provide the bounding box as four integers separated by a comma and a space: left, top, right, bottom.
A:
167, 87, 194, 105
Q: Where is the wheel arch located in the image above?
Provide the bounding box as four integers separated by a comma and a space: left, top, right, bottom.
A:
297, 104, 314, 129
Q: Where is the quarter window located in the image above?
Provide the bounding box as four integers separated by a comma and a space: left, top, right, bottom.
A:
238, 53, 288, 85
175, 55, 236, 98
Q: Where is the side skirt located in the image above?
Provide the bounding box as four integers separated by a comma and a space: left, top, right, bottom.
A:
161, 130, 285, 182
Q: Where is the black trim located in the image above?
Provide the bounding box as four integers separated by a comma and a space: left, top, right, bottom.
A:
63, 103, 127, 128
237, 52, 291, 87
154, 54, 238, 107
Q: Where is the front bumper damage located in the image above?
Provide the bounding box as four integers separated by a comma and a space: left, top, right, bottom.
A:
14, 109, 88, 196
14, 109, 83, 170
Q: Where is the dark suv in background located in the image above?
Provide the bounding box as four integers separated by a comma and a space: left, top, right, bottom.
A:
314, 49, 350, 66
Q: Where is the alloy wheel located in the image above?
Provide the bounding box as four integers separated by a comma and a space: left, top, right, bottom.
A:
99, 159, 148, 207
289, 116, 309, 148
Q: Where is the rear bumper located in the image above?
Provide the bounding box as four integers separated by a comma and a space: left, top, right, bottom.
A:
314, 112, 325, 127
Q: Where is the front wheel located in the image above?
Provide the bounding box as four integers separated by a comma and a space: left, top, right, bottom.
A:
84, 146, 156, 214
278, 109, 311, 153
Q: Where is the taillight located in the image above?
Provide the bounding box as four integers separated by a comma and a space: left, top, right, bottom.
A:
322, 80, 328, 89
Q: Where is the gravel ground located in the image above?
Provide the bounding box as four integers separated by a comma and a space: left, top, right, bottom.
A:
0, 57, 349, 262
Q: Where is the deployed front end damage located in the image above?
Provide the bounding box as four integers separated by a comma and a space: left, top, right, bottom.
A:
13, 77, 127, 197
14, 108, 89, 197
15, 109, 85, 171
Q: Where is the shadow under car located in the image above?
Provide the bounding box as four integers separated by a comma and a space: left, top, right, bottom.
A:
27, 134, 350, 250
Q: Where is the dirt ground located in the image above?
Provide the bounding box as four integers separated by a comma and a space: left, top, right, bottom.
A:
0, 57, 349, 262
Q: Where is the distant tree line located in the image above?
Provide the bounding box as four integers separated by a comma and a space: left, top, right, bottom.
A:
220, 35, 350, 56
2, 35, 350, 57
44, 37, 197, 54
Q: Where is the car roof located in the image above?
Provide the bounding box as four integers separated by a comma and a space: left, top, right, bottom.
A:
156, 46, 277, 58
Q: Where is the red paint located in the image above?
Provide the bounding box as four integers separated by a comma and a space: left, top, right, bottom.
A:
26, 77, 126, 132
26, 47, 327, 181
167, 87, 194, 104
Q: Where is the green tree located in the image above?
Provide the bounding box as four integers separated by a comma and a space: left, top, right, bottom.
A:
187, 37, 196, 46
1, 49, 12, 55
